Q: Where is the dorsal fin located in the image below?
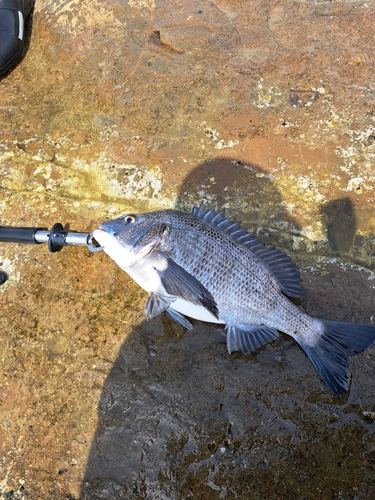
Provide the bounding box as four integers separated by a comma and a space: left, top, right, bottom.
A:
192, 203, 305, 299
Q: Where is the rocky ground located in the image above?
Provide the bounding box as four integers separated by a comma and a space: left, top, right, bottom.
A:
0, 0, 374, 498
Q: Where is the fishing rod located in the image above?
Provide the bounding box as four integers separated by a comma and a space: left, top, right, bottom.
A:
0, 223, 102, 253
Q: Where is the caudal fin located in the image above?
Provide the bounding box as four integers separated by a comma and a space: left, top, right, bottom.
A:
299, 320, 375, 396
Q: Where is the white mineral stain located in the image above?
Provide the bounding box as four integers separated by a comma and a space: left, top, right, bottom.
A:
128, 0, 155, 10
200, 123, 239, 150
215, 139, 239, 149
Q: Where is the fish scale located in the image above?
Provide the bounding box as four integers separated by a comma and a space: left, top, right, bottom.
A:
92, 203, 375, 396
163, 213, 295, 326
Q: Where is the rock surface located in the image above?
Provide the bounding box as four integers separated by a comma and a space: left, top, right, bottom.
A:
0, 0, 374, 498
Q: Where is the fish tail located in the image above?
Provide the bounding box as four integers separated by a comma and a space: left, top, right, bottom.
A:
298, 319, 375, 396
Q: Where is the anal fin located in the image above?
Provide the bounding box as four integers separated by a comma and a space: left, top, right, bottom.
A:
226, 324, 279, 355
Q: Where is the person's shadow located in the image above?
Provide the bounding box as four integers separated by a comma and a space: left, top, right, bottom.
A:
175, 158, 300, 249
80, 159, 370, 499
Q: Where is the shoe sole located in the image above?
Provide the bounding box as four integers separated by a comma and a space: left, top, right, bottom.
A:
0, 0, 35, 78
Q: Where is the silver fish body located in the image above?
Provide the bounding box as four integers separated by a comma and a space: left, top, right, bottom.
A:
92, 204, 375, 396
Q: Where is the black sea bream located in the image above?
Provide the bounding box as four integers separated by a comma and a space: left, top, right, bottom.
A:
92, 204, 375, 395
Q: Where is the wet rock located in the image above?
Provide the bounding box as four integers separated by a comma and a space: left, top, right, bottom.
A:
289, 89, 320, 109
46, 333, 69, 359
0, 0, 375, 498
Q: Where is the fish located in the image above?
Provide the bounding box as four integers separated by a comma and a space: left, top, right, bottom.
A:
91, 203, 375, 396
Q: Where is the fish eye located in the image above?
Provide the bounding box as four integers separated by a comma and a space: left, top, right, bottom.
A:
124, 215, 136, 224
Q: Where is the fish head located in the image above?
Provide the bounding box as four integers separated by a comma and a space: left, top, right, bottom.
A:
91, 212, 169, 268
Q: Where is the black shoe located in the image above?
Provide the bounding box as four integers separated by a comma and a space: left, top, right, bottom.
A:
0, 0, 34, 78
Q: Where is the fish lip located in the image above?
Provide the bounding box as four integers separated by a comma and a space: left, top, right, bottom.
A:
98, 223, 116, 235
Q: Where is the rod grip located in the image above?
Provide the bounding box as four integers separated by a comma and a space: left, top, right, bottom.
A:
0, 226, 43, 244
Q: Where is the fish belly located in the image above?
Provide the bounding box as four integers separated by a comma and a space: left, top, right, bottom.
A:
169, 298, 223, 324
127, 266, 223, 324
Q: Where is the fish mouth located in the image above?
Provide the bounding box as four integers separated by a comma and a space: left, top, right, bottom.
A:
97, 219, 158, 255
87, 230, 105, 252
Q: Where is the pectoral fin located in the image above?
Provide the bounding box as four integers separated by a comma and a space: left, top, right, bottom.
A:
155, 255, 219, 319
226, 325, 279, 355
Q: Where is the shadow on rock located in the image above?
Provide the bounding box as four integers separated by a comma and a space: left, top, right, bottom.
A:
321, 196, 374, 270
80, 317, 375, 499
322, 197, 357, 253
175, 157, 300, 240
80, 159, 375, 499
80, 316, 324, 499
